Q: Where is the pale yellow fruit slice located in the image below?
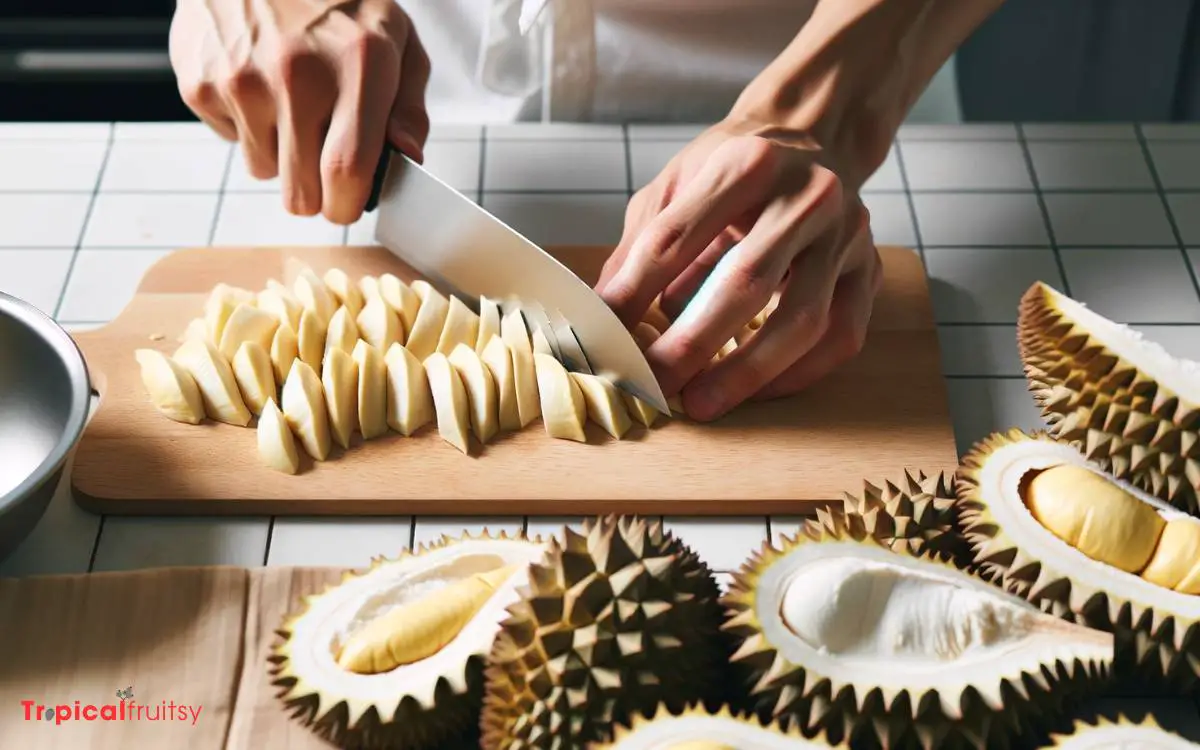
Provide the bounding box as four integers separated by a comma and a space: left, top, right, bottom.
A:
269, 325, 300, 385
297, 308, 327, 373
384, 343, 434, 436
476, 296, 501, 353
437, 295, 481, 357
623, 392, 660, 428
448, 343, 498, 444
281, 360, 331, 460
356, 295, 401, 354
534, 352, 586, 442
405, 281, 450, 360
570, 372, 632, 439
231, 341, 276, 416
480, 334, 520, 432
358, 275, 382, 302
173, 339, 252, 426
321, 347, 359, 450
716, 337, 739, 359
352, 340, 388, 440
203, 287, 241, 343
256, 287, 303, 332
643, 298, 671, 334
265, 278, 298, 301
134, 348, 205, 424
325, 306, 360, 355
501, 309, 540, 427
323, 268, 364, 318
256, 398, 300, 474
531, 326, 554, 356
293, 267, 338, 324
217, 303, 279, 361
180, 317, 208, 344
215, 282, 257, 307
379, 273, 420, 335
423, 352, 471, 454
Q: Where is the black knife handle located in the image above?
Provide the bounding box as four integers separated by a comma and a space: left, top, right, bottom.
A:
363, 144, 395, 214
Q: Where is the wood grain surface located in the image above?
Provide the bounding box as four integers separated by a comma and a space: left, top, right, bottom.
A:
69, 245, 957, 516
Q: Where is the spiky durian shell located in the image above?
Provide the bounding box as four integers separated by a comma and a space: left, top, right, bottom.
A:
479, 515, 730, 750
269, 529, 545, 750
808, 469, 971, 564
1045, 713, 1200, 748
721, 523, 1111, 750
955, 428, 1200, 693
1017, 281, 1200, 516
590, 702, 845, 749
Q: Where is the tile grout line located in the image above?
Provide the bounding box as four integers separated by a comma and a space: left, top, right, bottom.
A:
891, 141, 926, 266
65, 124, 117, 575
208, 145, 236, 246
1134, 123, 1200, 304
477, 126, 488, 205
17, 187, 1200, 196
1015, 123, 1072, 296
621, 124, 634, 198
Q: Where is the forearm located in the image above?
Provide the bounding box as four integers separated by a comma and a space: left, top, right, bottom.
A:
727, 0, 1005, 186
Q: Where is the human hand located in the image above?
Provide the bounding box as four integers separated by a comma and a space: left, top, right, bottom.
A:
168, 0, 430, 224
595, 124, 883, 422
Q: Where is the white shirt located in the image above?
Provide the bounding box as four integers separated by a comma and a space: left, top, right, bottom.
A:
405, 0, 961, 124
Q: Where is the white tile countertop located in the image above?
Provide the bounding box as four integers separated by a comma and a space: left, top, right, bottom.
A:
2, 119, 1200, 730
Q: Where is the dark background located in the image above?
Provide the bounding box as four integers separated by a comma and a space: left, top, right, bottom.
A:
2, 0, 1198, 122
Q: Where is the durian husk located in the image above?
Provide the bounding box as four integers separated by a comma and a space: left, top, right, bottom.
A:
590, 702, 846, 749
808, 469, 972, 565
1045, 713, 1200, 748
479, 515, 732, 750
269, 530, 545, 750
955, 428, 1200, 693
1017, 281, 1200, 517
722, 523, 1112, 750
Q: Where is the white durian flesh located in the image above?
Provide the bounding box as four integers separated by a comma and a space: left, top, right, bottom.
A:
271, 533, 545, 748
724, 530, 1113, 748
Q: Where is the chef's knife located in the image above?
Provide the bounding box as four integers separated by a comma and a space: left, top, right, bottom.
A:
364, 147, 669, 414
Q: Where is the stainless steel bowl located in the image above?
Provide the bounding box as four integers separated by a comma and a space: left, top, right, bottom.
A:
0, 291, 91, 562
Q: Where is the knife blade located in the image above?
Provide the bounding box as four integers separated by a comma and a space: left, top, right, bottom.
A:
364, 147, 669, 414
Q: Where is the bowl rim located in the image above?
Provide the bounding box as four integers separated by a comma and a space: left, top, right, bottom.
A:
0, 290, 91, 512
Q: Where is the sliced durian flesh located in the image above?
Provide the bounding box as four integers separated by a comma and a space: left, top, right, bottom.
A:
480, 334, 520, 432
272, 536, 545, 748
378, 273, 420, 335
534, 351, 587, 442
1048, 714, 1200, 749
203, 284, 243, 343
281, 359, 332, 461
955, 430, 1200, 688
448, 343, 499, 444
173, 338, 252, 426
437, 295, 480, 357
501, 309, 540, 427
424, 352, 472, 454
269, 325, 300, 386
1018, 281, 1200, 514
297, 308, 327, 373
476, 296, 501, 353
231, 340, 277, 416
257, 286, 303, 332
324, 306, 360, 355
294, 267, 339, 325
725, 531, 1113, 747
571, 371, 632, 439
134, 348, 206, 424
323, 267, 364, 319
337, 563, 519, 674
217, 302, 278, 361
355, 294, 401, 354
180, 317, 208, 343
351, 340, 388, 440
383, 342, 435, 437
597, 703, 840, 750
322, 347, 358, 450
257, 398, 301, 474
406, 280, 450, 361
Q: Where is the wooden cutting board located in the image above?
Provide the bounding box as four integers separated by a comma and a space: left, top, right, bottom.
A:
70, 245, 957, 516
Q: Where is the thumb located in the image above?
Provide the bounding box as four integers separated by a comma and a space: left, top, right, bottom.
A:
388, 28, 431, 163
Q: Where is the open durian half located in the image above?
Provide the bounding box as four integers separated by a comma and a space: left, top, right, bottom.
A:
1018, 281, 1200, 517
270, 531, 547, 749
956, 428, 1200, 691
591, 702, 844, 749
480, 515, 730, 750
1045, 714, 1199, 749
808, 469, 971, 564
722, 525, 1113, 750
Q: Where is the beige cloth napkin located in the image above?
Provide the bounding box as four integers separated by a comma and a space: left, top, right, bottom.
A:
0, 566, 345, 749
